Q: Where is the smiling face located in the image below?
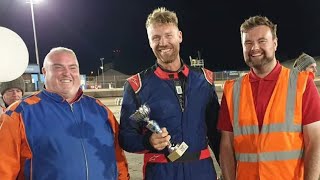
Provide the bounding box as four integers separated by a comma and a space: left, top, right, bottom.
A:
42, 51, 80, 102
147, 23, 182, 69
241, 25, 278, 70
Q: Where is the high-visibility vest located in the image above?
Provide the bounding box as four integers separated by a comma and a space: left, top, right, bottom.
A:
224, 67, 309, 180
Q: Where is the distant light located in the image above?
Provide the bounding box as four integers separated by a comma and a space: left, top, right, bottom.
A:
26, 0, 43, 4
100, 66, 103, 70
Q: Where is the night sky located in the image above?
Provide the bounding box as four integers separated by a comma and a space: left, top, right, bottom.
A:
1, 0, 320, 75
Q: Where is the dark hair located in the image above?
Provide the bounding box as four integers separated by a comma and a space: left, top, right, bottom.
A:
240, 15, 277, 39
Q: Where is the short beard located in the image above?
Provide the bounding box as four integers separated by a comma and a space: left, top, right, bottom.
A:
155, 50, 177, 65
245, 55, 274, 70
160, 58, 175, 64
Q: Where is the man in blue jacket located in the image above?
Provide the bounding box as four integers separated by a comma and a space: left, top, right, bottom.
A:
119, 7, 220, 180
0, 47, 129, 180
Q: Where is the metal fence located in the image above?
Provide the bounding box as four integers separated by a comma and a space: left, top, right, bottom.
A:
214, 71, 249, 81
85, 71, 251, 89
86, 74, 130, 89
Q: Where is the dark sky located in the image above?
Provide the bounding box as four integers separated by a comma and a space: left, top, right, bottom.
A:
1, 0, 320, 75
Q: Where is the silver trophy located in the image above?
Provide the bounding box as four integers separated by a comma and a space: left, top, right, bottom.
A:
130, 104, 188, 162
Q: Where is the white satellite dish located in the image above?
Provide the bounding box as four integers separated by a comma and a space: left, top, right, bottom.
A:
0, 27, 29, 82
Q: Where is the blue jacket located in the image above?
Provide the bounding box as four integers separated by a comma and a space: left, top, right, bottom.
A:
0, 89, 129, 180
119, 64, 220, 180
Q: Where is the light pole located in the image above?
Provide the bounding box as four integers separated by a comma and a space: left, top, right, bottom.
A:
97, 68, 100, 88
100, 58, 105, 88
27, 0, 42, 90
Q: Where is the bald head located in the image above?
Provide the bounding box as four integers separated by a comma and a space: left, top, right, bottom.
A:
42, 47, 81, 102
43, 47, 79, 69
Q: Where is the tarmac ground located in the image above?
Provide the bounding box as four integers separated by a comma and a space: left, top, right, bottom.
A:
99, 98, 222, 180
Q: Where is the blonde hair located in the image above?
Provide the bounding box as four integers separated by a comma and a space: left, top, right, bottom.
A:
145, 7, 178, 29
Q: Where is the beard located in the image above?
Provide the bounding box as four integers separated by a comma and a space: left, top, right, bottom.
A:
158, 54, 175, 64
245, 51, 274, 69
154, 45, 180, 65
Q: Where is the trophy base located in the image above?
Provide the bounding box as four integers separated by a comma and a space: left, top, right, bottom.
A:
167, 142, 189, 162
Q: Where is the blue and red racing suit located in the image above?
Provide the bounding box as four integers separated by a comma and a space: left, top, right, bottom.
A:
119, 63, 220, 180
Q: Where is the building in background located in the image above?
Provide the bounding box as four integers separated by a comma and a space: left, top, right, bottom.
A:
87, 65, 130, 89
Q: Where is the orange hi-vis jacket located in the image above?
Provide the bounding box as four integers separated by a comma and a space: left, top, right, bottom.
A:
0, 105, 4, 114
223, 67, 309, 180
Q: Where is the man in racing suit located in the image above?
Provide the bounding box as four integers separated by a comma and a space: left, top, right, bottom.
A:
119, 7, 220, 180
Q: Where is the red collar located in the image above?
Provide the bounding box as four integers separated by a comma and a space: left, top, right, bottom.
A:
249, 61, 282, 82
69, 89, 83, 103
154, 64, 189, 80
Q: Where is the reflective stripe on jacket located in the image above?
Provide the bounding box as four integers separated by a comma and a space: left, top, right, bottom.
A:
223, 67, 309, 180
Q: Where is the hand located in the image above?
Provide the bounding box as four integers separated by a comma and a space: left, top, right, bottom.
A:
149, 127, 171, 151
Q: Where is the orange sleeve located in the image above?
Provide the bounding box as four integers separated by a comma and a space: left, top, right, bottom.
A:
106, 107, 130, 180
0, 106, 5, 115
0, 106, 32, 180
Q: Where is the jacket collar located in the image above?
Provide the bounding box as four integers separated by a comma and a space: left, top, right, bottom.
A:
42, 88, 83, 103
154, 61, 189, 80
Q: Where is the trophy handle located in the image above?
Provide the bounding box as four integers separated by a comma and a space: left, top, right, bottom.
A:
146, 120, 179, 153
146, 120, 162, 133
129, 104, 188, 161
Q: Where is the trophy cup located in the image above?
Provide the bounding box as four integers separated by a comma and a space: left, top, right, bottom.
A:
130, 104, 188, 162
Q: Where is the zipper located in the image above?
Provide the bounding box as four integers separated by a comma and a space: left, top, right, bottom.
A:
70, 104, 74, 112
69, 103, 89, 180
